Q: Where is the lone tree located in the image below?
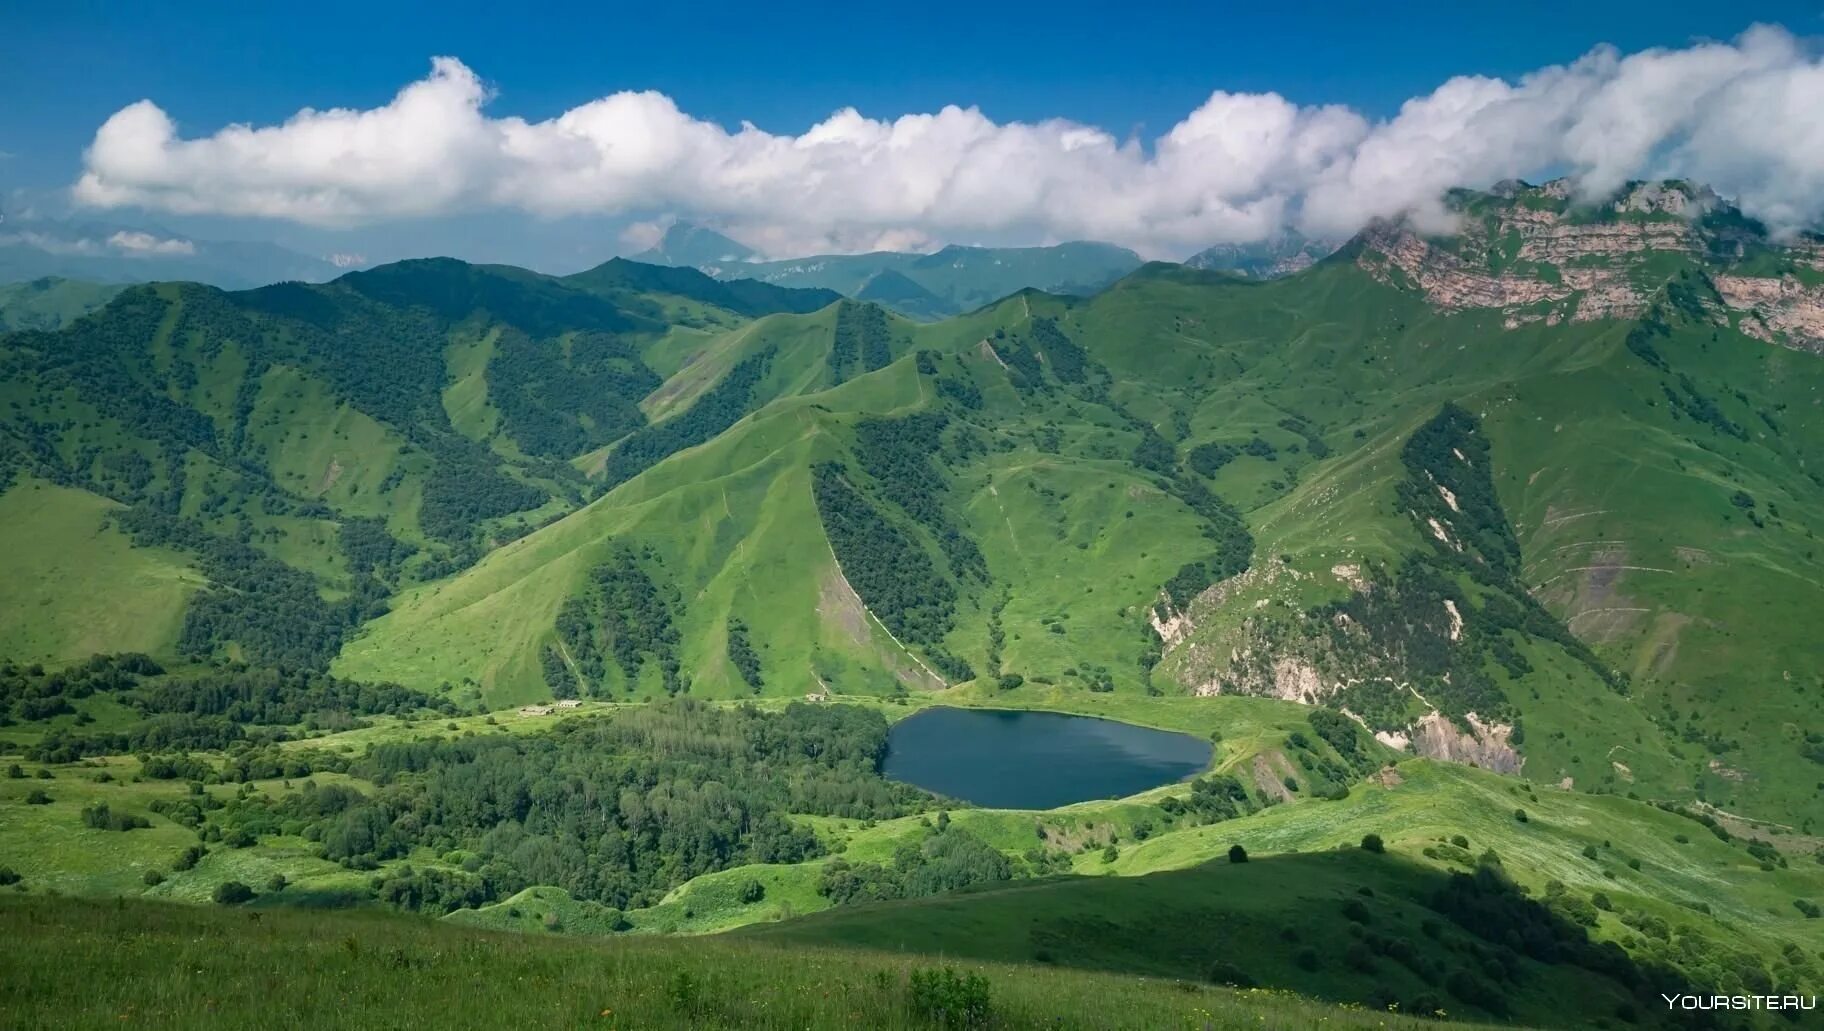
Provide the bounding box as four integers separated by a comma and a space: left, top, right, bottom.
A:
1361, 833, 1385, 853
1228, 844, 1249, 864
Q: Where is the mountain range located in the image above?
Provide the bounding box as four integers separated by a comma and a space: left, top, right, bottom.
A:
7, 178, 1822, 819
5, 178, 1824, 1027
633, 223, 1147, 319
0, 211, 348, 290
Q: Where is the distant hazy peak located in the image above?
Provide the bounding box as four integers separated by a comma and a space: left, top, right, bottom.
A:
633, 222, 756, 267
1184, 231, 1340, 280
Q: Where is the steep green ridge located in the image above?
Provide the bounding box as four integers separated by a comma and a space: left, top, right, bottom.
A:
337, 295, 1255, 705
0, 260, 839, 676
1138, 222, 1824, 824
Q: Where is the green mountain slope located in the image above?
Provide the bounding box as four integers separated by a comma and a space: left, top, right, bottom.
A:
0, 477, 200, 663
5, 181, 1824, 1031
330, 183, 1824, 832
335, 294, 1235, 705
0, 259, 840, 679
750, 757, 1824, 1025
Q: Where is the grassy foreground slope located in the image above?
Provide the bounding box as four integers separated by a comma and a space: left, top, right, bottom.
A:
3, 669, 1819, 1027
753, 760, 1824, 1026
0, 895, 1471, 1031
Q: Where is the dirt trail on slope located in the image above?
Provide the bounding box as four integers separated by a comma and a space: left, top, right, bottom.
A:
816, 556, 945, 691
1250, 752, 1297, 802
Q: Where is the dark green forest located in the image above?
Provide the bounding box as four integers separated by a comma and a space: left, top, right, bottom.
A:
218, 702, 929, 912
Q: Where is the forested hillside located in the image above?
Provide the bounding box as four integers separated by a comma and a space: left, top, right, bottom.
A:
0, 257, 838, 678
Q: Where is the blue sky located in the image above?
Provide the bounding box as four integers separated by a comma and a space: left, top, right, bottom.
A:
4, 1, 1823, 268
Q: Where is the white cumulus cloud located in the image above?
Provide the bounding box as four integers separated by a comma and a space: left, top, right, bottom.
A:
72, 26, 1824, 256
107, 230, 196, 256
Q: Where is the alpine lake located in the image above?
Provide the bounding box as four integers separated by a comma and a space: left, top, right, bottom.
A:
882, 707, 1213, 809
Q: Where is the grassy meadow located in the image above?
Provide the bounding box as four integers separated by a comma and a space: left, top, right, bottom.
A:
0, 894, 1480, 1030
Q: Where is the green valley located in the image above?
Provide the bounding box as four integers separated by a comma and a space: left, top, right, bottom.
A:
6, 179, 1824, 1028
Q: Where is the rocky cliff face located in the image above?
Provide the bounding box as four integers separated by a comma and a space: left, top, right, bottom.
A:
1713, 274, 1824, 352
1151, 569, 1527, 776
1354, 180, 1824, 351
1156, 590, 1527, 775
1409, 711, 1524, 775
1186, 232, 1339, 279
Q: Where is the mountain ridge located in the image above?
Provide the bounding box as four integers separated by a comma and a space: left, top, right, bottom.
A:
4, 179, 1823, 825
0, 212, 347, 290
630, 225, 1145, 319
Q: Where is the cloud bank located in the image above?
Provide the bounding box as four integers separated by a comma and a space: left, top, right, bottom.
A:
0, 227, 195, 258
73, 25, 1824, 256
106, 230, 196, 256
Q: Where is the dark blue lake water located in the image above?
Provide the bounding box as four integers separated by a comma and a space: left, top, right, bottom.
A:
882, 707, 1212, 809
